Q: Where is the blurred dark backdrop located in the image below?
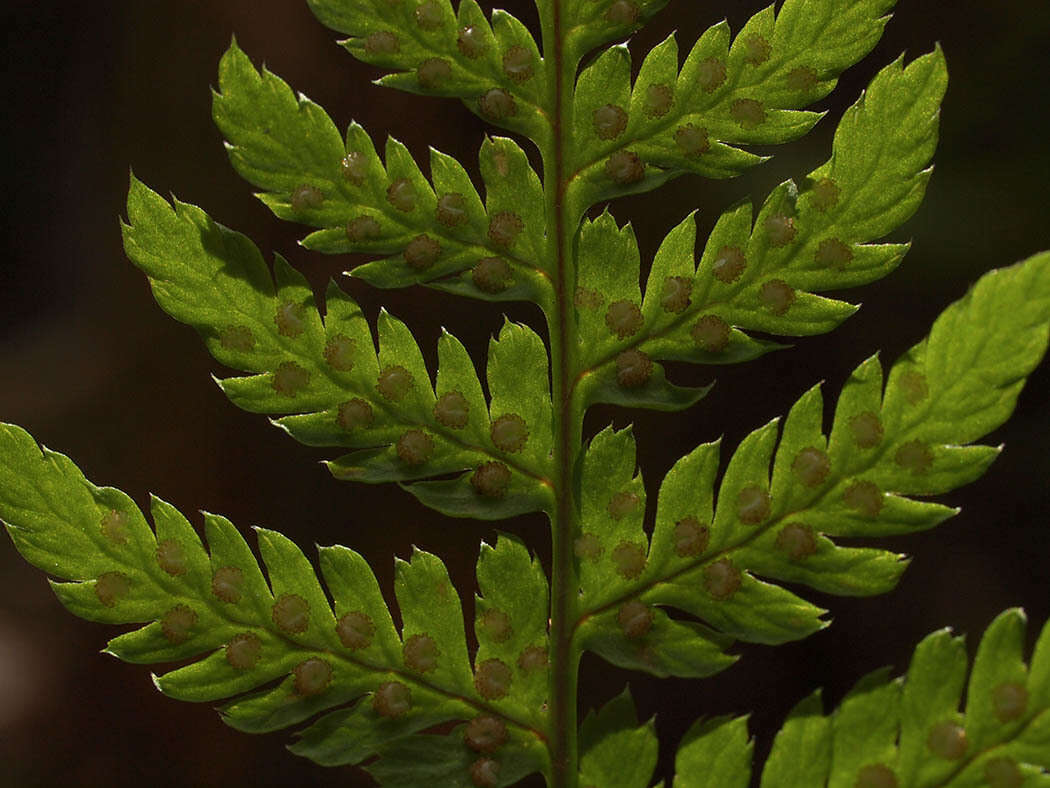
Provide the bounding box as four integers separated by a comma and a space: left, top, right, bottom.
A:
2, 1, 1049, 786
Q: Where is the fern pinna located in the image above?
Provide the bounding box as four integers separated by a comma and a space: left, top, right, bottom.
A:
2, 0, 1050, 786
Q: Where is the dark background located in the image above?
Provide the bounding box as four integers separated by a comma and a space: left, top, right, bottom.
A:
2, 1, 1049, 786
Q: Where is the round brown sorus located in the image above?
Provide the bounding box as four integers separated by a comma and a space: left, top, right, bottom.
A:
474, 659, 512, 699
293, 658, 333, 696
926, 721, 968, 760
737, 485, 771, 524
470, 462, 512, 498
502, 45, 534, 82
605, 150, 644, 184
605, 300, 643, 338
211, 566, 244, 603
674, 124, 710, 157
673, 516, 709, 557
792, 447, 831, 487
759, 279, 796, 315
323, 334, 355, 372
346, 215, 381, 242
691, 315, 730, 352
225, 632, 262, 670
491, 413, 529, 453
396, 429, 434, 466
611, 541, 646, 579
364, 31, 400, 56
376, 365, 413, 401
844, 480, 883, 517
386, 178, 416, 212
100, 509, 129, 544
465, 715, 508, 753
775, 523, 818, 561
517, 645, 548, 672
436, 193, 468, 227
487, 211, 524, 247
703, 559, 742, 600
697, 57, 727, 92
478, 608, 512, 643
290, 184, 324, 211
472, 257, 513, 294
336, 611, 376, 650
605, 0, 640, 24
644, 83, 673, 117
617, 600, 653, 639
95, 571, 131, 608
730, 97, 765, 128
161, 605, 197, 644
373, 681, 411, 718
404, 234, 441, 270
849, 411, 883, 449
417, 57, 452, 89
470, 757, 500, 788
403, 633, 440, 673
615, 349, 653, 388
434, 390, 470, 429
341, 151, 368, 184
593, 104, 628, 140
337, 398, 374, 431
457, 25, 486, 58
272, 593, 310, 634
479, 88, 516, 121
711, 246, 746, 283
660, 275, 693, 312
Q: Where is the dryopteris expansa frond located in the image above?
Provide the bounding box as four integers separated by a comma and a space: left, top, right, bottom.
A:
573, 252, 1050, 679
213, 42, 551, 306
0, 422, 550, 784
670, 608, 1050, 787
573, 48, 945, 410
306, 0, 550, 142
565, 0, 898, 216
121, 177, 554, 520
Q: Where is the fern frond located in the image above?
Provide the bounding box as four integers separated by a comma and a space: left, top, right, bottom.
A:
566, 0, 897, 213
0, 422, 550, 782
213, 42, 552, 306
577, 688, 659, 788
574, 252, 1050, 677
305, 0, 550, 142
121, 178, 555, 520
573, 48, 946, 410
558, 0, 670, 66
674, 609, 1050, 787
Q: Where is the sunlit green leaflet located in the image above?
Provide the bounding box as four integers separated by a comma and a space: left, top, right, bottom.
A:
573, 253, 1050, 679
669, 609, 1050, 787
5, 0, 1049, 785
0, 425, 551, 783
565, 0, 897, 214
573, 48, 946, 410
213, 42, 551, 307
307, 0, 550, 142
122, 178, 554, 519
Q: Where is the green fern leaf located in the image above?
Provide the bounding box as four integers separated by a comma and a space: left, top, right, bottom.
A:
305, 0, 550, 141
575, 252, 1050, 676
574, 47, 946, 412
673, 715, 753, 788
121, 177, 554, 518
670, 610, 1050, 786
0, 422, 550, 781
566, 0, 897, 214
213, 42, 551, 305
577, 688, 659, 788
759, 608, 1050, 786
556, 0, 669, 65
